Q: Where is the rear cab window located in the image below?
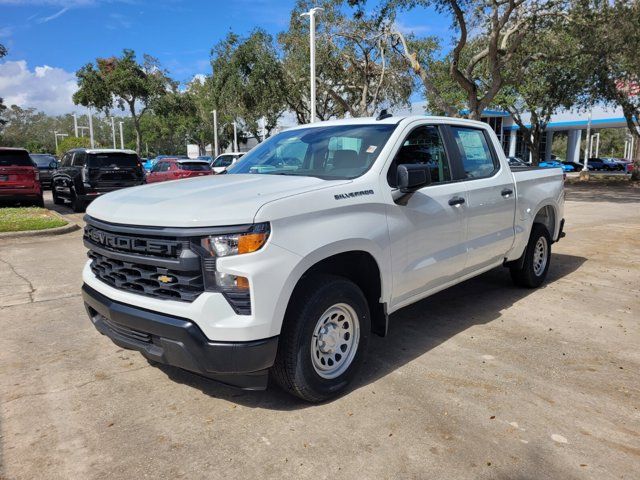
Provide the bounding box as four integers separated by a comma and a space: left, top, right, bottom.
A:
0, 150, 34, 167
87, 152, 140, 168
179, 162, 210, 171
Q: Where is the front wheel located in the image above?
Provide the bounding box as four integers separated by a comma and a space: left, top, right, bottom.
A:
510, 223, 552, 288
272, 274, 370, 402
71, 190, 85, 213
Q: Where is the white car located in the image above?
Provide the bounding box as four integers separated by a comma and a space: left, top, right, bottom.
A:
81, 115, 565, 402
211, 152, 244, 174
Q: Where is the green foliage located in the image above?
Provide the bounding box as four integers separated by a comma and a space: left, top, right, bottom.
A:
279, 0, 414, 122
73, 50, 173, 153
211, 29, 288, 138
57, 136, 90, 156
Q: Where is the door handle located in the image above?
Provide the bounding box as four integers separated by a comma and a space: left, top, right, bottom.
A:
501, 188, 513, 197
448, 196, 466, 206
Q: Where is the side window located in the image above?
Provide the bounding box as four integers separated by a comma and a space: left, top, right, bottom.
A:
388, 125, 451, 187
72, 152, 86, 167
152, 162, 165, 173
451, 127, 499, 179
60, 153, 71, 167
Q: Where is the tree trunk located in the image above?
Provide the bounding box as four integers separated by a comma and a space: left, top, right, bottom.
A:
631, 131, 640, 181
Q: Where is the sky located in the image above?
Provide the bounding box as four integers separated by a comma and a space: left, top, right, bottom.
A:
0, 0, 452, 115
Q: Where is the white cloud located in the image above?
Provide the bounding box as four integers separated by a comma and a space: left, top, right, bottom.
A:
0, 60, 80, 114
394, 21, 432, 35
36, 6, 69, 23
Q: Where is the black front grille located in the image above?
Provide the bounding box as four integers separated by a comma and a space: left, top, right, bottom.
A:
84, 224, 185, 259
88, 251, 204, 302
103, 317, 152, 344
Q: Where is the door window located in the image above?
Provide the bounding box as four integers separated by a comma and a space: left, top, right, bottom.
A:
388, 125, 451, 187
72, 152, 86, 167
451, 127, 499, 179
60, 153, 72, 167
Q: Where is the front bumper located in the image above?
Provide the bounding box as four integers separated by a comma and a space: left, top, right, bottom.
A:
82, 284, 278, 390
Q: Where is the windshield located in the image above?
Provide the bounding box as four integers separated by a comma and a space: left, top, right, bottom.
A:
227, 124, 396, 179
179, 162, 210, 171
0, 150, 33, 167
30, 154, 56, 167
213, 155, 234, 168
88, 152, 140, 168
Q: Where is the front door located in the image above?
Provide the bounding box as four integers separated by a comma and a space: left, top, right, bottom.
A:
386, 124, 468, 310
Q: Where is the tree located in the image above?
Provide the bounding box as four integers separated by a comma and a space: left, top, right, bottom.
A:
354, 0, 562, 119
280, 0, 414, 122
56, 136, 91, 156
0, 43, 7, 132
73, 49, 173, 154
573, 0, 640, 179
211, 30, 288, 139
496, 24, 588, 164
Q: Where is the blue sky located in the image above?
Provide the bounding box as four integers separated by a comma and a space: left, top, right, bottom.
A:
0, 0, 452, 114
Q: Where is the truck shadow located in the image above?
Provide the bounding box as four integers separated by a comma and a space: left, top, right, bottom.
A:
156, 252, 586, 410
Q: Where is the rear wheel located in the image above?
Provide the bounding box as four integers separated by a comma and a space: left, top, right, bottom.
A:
34, 194, 44, 208
510, 223, 552, 288
71, 190, 85, 213
272, 274, 370, 402
52, 188, 64, 205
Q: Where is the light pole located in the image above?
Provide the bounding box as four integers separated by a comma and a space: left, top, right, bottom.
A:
111, 117, 116, 149
582, 110, 592, 172
301, 7, 323, 123
233, 121, 238, 152
211, 110, 219, 157
54, 131, 68, 152
77, 126, 89, 137
88, 109, 95, 148
119, 122, 124, 149
591, 132, 600, 159
73, 113, 79, 137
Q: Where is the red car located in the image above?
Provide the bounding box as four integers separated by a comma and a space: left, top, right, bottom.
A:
145, 158, 213, 183
0, 147, 44, 207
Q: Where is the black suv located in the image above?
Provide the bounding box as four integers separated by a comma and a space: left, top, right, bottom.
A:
52, 149, 144, 212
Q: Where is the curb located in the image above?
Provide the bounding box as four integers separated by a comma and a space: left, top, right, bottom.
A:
0, 210, 81, 239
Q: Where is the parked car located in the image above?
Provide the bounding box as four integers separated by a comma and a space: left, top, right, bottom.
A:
600, 157, 625, 171
81, 115, 565, 402
52, 149, 144, 212
539, 160, 573, 172
197, 155, 213, 164
0, 148, 44, 206
145, 158, 213, 183
585, 158, 607, 171
29, 153, 58, 189
211, 152, 244, 173
562, 161, 584, 171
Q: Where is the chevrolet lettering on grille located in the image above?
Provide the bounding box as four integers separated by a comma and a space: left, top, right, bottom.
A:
84, 226, 180, 257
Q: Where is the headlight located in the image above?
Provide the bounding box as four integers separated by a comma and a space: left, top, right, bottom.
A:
200, 223, 269, 257
198, 223, 270, 298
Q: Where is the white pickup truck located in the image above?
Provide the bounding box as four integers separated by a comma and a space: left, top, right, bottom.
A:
81, 115, 564, 402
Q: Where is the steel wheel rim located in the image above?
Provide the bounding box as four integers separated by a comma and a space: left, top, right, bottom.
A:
310, 303, 360, 379
533, 236, 548, 276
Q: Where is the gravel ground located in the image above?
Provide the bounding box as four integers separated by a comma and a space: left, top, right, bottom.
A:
0, 184, 638, 479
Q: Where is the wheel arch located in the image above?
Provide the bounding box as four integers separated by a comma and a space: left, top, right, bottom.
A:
276, 243, 389, 338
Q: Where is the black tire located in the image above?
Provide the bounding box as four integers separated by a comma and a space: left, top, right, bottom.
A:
510, 223, 552, 288
272, 274, 371, 402
34, 195, 45, 208
71, 190, 85, 213
52, 188, 64, 205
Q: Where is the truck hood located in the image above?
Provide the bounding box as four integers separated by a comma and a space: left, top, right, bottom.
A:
86, 174, 350, 227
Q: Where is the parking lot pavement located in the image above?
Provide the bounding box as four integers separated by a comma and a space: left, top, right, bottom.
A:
42, 190, 86, 225
1, 184, 638, 480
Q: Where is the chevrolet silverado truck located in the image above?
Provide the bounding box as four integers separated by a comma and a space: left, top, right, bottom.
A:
81, 115, 565, 402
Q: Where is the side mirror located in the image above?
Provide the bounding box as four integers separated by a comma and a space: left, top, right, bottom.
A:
397, 164, 432, 193
49, 160, 58, 169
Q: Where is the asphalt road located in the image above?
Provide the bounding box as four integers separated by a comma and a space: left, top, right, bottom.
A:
1, 184, 638, 479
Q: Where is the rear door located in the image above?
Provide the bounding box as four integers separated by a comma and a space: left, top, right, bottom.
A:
86, 152, 143, 187
385, 123, 469, 308
449, 126, 516, 272
0, 150, 37, 191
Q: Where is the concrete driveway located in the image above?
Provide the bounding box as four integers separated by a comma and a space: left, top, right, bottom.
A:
1, 184, 638, 479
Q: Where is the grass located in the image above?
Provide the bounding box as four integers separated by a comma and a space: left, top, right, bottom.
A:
0, 207, 68, 233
